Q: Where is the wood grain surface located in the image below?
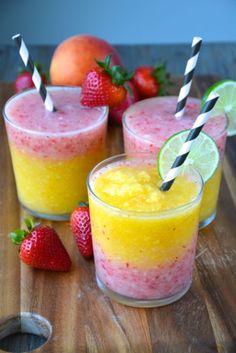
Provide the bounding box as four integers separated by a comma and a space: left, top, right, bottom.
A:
0, 77, 236, 353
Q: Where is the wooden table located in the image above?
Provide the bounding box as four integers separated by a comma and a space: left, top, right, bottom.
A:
0, 43, 236, 353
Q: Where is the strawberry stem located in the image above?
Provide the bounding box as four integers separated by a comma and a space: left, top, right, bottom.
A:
95, 55, 133, 86
17, 67, 27, 74
24, 218, 35, 231
96, 54, 112, 70
34, 62, 42, 72
79, 201, 88, 207
9, 218, 39, 245
9, 229, 28, 245
153, 63, 173, 96
124, 83, 133, 96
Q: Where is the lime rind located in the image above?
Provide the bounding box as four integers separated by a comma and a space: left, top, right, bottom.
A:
158, 130, 220, 183
201, 80, 236, 137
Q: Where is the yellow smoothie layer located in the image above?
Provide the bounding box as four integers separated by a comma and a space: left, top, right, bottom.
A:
10, 145, 106, 215
94, 165, 198, 211
89, 164, 201, 268
200, 164, 222, 222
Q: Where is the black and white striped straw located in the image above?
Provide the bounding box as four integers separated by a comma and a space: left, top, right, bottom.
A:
175, 36, 202, 119
160, 92, 219, 192
12, 34, 56, 112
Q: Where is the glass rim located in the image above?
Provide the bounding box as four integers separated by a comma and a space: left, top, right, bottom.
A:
3, 85, 109, 137
122, 96, 228, 142
87, 153, 204, 219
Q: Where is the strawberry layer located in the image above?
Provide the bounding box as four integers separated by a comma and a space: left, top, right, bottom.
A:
4, 88, 108, 160
123, 97, 227, 159
93, 237, 197, 300
6, 126, 107, 160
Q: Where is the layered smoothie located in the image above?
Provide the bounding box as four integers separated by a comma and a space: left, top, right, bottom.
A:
87, 155, 203, 307
123, 97, 227, 228
3, 87, 108, 220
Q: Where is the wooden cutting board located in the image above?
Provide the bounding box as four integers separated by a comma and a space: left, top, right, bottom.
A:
0, 77, 236, 353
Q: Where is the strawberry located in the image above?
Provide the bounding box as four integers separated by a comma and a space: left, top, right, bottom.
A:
15, 63, 48, 93
15, 71, 35, 92
132, 63, 171, 99
80, 55, 132, 108
70, 202, 93, 258
109, 81, 140, 124
9, 219, 71, 271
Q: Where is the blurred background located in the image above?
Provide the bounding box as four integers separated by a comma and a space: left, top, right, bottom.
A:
0, 0, 236, 81
0, 0, 236, 44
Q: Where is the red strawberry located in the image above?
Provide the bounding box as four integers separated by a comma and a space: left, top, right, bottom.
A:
15, 63, 48, 93
132, 63, 171, 99
80, 55, 132, 108
109, 81, 140, 124
15, 71, 35, 92
9, 219, 71, 271
70, 202, 93, 258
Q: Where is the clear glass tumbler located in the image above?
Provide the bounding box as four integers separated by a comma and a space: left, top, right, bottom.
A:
87, 154, 203, 307
3, 86, 108, 220
123, 96, 227, 228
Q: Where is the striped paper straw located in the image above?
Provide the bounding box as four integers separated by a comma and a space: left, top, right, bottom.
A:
160, 92, 219, 192
12, 34, 56, 112
175, 36, 202, 118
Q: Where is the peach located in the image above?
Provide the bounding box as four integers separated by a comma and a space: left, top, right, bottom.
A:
50, 35, 122, 86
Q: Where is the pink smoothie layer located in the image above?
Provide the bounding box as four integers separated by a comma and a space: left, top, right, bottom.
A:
4, 87, 107, 159
93, 236, 197, 300
123, 96, 227, 159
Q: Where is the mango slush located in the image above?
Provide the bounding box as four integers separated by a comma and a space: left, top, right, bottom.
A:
9, 146, 106, 214
123, 97, 227, 228
4, 87, 108, 219
88, 156, 203, 306
200, 164, 222, 222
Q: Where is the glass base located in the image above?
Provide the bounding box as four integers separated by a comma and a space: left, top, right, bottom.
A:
21, 203, 70, 221
96, 274, 192, 308
199, 211, 216, 229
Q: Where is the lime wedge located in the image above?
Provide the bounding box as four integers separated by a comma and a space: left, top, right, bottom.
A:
158, 130, 220, 183
201, 80, 236, 136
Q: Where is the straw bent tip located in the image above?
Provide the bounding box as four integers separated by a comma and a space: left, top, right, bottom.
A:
12, 34, 21, 40
192, 36, 202, 45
